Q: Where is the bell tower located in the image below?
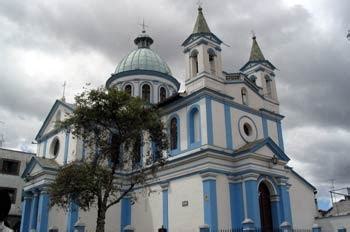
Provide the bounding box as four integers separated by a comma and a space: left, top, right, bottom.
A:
182, 6, 224, 94
240, 35, 279, 102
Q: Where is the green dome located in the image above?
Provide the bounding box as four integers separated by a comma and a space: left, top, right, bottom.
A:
115, 48, 172, 75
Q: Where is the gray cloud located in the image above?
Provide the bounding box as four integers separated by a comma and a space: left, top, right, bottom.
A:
0, 0, 349, 209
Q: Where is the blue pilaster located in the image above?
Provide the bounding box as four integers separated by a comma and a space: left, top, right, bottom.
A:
67, 199, 79, 232
201, 173, 218, 232
20, 193, 33, 232
29, 191, 40, 230
64, 131, 70, 164
271, 197, 282, 229
36, 190, 50, 232
277, 121, 284, 151
161, 182, 169, 230
205, 97, 213, 145
277, 179, 292, 225
120, 197, 131, 232
262, 117, 268, 139
228, 179, 244, 229
224, 104, 234, 149
244, 175, 261, 228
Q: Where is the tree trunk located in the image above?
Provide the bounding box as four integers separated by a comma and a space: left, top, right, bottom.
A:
96, 205, 107, 232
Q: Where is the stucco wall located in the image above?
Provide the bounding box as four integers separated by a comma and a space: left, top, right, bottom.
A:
168, 174, 204, 232
288, 171, 317, 229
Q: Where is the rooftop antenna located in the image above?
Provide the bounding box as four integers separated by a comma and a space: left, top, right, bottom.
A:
62, 81, 66, 102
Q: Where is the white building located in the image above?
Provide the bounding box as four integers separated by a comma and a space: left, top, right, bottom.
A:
20, 6, 318, 232
0, 148, 34, 231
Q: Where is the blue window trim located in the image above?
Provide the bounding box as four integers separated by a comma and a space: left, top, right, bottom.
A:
206, 97, 213, 145
169, 114, 181, 156
187, 104, 202, 149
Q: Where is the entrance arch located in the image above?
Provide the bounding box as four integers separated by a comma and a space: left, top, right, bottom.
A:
259, 182, 274, 232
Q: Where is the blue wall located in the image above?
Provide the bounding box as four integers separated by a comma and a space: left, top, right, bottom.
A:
229, 182, 244, 229
202, 179, 218, 231
120, 197, 131, 232
36, 191, 50, 232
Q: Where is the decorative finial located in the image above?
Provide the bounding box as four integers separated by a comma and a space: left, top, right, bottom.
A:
139, 19, 148, 33
61, 81, 66, 102
197, 0, 203, 10
251, 30, 256, 39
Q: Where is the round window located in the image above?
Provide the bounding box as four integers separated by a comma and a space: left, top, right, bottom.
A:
238, 116, 258, 143
243, 123, 252, 136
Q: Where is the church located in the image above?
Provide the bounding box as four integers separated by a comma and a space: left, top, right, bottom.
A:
20, 6, 318, 232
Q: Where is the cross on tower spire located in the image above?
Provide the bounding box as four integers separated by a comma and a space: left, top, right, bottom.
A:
139, 19, 148, 33
61, 81, 66, 102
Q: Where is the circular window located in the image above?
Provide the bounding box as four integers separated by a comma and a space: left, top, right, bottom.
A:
238, 116, 258, 143
50, 138, 60, 158
243, 123, 252, 136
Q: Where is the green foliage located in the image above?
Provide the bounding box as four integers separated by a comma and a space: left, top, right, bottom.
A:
49, 87, 168, 215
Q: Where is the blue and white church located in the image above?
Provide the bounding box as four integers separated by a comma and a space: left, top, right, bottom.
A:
20, 6, 318, 232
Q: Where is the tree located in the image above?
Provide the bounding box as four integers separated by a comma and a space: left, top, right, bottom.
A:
49, 87, 169, 232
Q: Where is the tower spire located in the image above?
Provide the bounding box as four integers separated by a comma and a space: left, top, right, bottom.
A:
192, 5, 211, 33
249, 34, 265, 62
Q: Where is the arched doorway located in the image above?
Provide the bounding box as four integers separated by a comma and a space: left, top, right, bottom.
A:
259, 182, 274, 232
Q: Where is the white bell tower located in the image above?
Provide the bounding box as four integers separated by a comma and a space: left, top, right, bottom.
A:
240, 35, 279, 102
182, 6, 224, 94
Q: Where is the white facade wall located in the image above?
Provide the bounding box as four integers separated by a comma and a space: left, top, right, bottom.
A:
287, 171, 317, 229
48, 206, 67, 232
168, 175, 204, 232
267, 120, 279, 144
212, 101, 226, 148
132, 186, 162, 231
216, 174, 231, 230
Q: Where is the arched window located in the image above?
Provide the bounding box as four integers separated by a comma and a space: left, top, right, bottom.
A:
190, 49, 199, 77
50, 137, 60, 158
124, 84, 132, 95
265, 76, 272, 98
241, 88, 248, 105
133, 134, 142, 167
170, 117, 178, 150
250, 75, 257, 84
208, 48, 216, 75
159, 87, 166, 102
189, 107, 200, 146
142, 84, 151, 103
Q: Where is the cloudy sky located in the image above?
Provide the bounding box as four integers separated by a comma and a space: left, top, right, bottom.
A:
0, 0, 349, 210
